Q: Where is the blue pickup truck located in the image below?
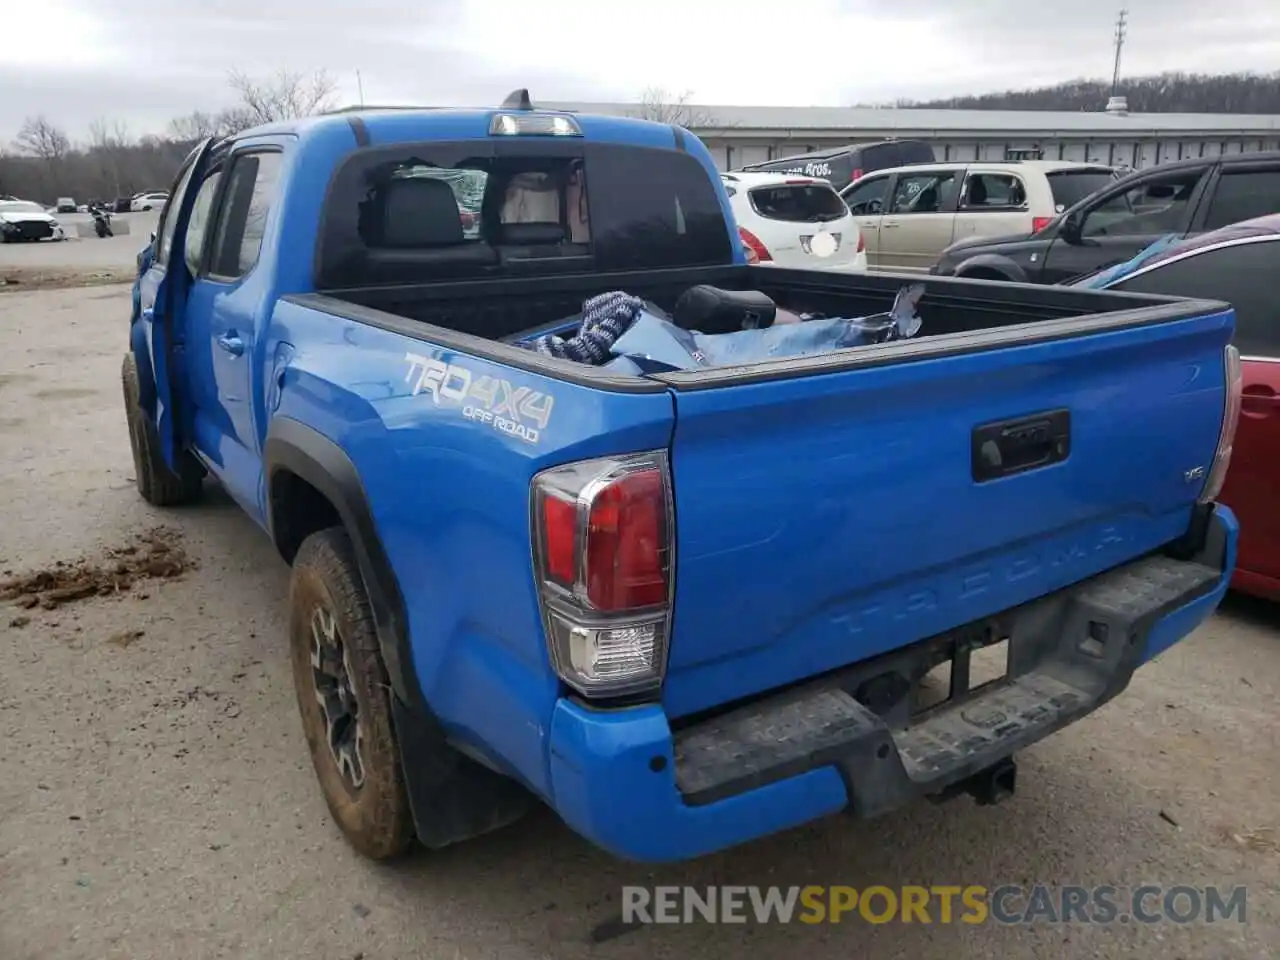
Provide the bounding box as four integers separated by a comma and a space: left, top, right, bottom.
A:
122, 92, 1242, 864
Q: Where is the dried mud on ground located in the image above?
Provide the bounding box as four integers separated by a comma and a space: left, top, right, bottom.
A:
0, 266, 133, 292
1, 525, 193, 611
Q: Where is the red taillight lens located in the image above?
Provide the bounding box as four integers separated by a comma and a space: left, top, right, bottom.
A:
541, 494, 578, 586
739, 226, 772, 262
856, 231, 866, 253
849, 168, 863, 184
1032, 216, 1053, 234
1200, 345, 1242, 503
585, 468, 668, 611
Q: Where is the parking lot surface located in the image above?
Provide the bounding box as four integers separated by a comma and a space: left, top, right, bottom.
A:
0, 279, 1277, 960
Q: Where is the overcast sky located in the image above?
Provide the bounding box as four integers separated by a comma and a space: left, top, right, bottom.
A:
7, 0, 1279, 142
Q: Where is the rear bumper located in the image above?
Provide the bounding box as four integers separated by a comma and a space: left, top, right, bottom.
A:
547, 506, 1237, 862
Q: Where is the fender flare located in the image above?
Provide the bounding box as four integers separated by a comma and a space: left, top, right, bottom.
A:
262, 416, 534, 845
953, 253, 1029, 283
262, 417, 422, 713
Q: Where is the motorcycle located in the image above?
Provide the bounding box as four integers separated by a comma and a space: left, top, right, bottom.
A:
90, 203, 113, 238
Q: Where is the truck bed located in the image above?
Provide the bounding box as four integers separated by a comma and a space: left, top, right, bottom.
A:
315, 265, 1206, 360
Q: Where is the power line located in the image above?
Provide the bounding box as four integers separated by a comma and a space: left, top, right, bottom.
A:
1111, 8, 1128, 97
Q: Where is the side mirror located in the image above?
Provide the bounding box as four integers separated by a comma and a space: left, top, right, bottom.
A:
1059, 213, 1083, 245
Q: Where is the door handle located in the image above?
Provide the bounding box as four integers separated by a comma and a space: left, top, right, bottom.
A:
141, 308, 154, 322
1241, 383, 1278, 417
217, 333, 245, 357
882, 221, 901, 228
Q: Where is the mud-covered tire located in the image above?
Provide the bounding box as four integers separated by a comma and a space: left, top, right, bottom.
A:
120, 353, 204, 506
289, 527, 414, 860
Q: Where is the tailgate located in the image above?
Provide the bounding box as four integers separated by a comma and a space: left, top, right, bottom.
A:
658, 308, 1232, 718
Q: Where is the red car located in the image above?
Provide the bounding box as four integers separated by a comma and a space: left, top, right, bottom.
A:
1082, 213, 1280, 598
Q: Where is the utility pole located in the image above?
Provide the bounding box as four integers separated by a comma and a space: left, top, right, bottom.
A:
1111, 8, 1128, 97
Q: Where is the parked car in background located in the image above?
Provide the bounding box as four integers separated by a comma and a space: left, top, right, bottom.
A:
737, 139, 936, 195
1069, 214, 1279, 600
932, 151, 1280, 283
0, 199, 68, 242
131, 191, 169, 212
113, 197, 135, 213
838, 160, 1116, 274
55, 197, 76, 213
722, 172, 866, 272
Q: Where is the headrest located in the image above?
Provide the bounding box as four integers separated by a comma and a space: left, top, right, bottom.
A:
502, 172, 561, 224
672, 285, 778, 332
378, 177, 464, 248
498, 222, 566, 245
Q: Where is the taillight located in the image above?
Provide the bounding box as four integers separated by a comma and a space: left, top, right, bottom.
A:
739, 226, 772, 262
1031, 216, 1053, 233
849, 168, 863, 183
856, 230, 866, 253
531, 452, 674, 698
1199, 345, 1242, 503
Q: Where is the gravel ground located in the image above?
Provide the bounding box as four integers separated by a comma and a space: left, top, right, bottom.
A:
1, 213, 157, 289
0, 284, 1277, 960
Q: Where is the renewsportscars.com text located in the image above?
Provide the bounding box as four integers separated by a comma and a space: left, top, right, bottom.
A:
621, 884, 1249, 925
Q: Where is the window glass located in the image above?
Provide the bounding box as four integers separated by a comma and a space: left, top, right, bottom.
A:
889, 171, 959, 214
961, 173, 1026, 209
1111, 239, 1280, 356
183, 171, 223, 276
748, 183, 846, 222
316, 141, 731, 285
209, 152, 283, 279
1202, 170, 1280, 231
842, 176, 889, 216
155, 157, 198, 266
1080, 169, 1205, 238
1046, 170, 1117, 211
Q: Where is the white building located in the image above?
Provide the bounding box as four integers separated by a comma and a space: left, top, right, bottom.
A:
545, 98, 1280, 172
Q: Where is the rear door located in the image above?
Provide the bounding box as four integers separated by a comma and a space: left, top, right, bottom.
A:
1039, 164, 1212, 284
1109, 237, 1280, 586
953, 169, 1031, 241
840, 174, 891, 267
134, 137, 217, 469
878, 168, 961, 272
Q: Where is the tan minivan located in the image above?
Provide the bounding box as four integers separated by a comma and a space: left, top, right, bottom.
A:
839, 161, 1118, 273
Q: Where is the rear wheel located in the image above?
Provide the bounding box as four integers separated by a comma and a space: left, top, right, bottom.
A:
120, 353, 204, 506
289, 528, 414, 860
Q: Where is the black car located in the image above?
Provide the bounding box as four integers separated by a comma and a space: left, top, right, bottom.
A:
737, 140, 936, 194
931, 151, 1280, 284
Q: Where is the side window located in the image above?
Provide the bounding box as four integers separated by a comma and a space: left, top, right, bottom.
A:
1112, 240, 1280, 356
842, 176, 889, 216
889, 171, 959, 214
961, 173, 1026, 210
208, 152, 283, 279
1202, 170, 1280, 231
1080, 169, 1206, 238
155, 158, 199, 266
183, 171, 223, 277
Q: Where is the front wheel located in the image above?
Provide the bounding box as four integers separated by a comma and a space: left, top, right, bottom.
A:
289, 527, 414, 860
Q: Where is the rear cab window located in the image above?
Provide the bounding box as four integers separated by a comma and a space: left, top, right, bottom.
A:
316, 141, 731, 286
748, 182, 847, 223
1046, 169, 1120, 212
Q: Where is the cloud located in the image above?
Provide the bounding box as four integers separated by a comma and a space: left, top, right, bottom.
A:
5, 0, 1279, 141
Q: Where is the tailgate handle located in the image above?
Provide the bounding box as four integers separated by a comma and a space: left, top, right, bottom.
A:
972, 409, 1071, 482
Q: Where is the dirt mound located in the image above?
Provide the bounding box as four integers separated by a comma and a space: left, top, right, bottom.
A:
0, 267, 133, 292
1, 526, 193, 610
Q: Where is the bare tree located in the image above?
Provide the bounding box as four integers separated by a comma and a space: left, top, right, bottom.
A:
227, 68, 338, 126
628, 88, 719, 128
87, 118, 134, 197
13, 116, 71, 161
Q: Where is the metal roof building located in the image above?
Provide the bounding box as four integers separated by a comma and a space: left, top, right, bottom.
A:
543, 99, 1280, 172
